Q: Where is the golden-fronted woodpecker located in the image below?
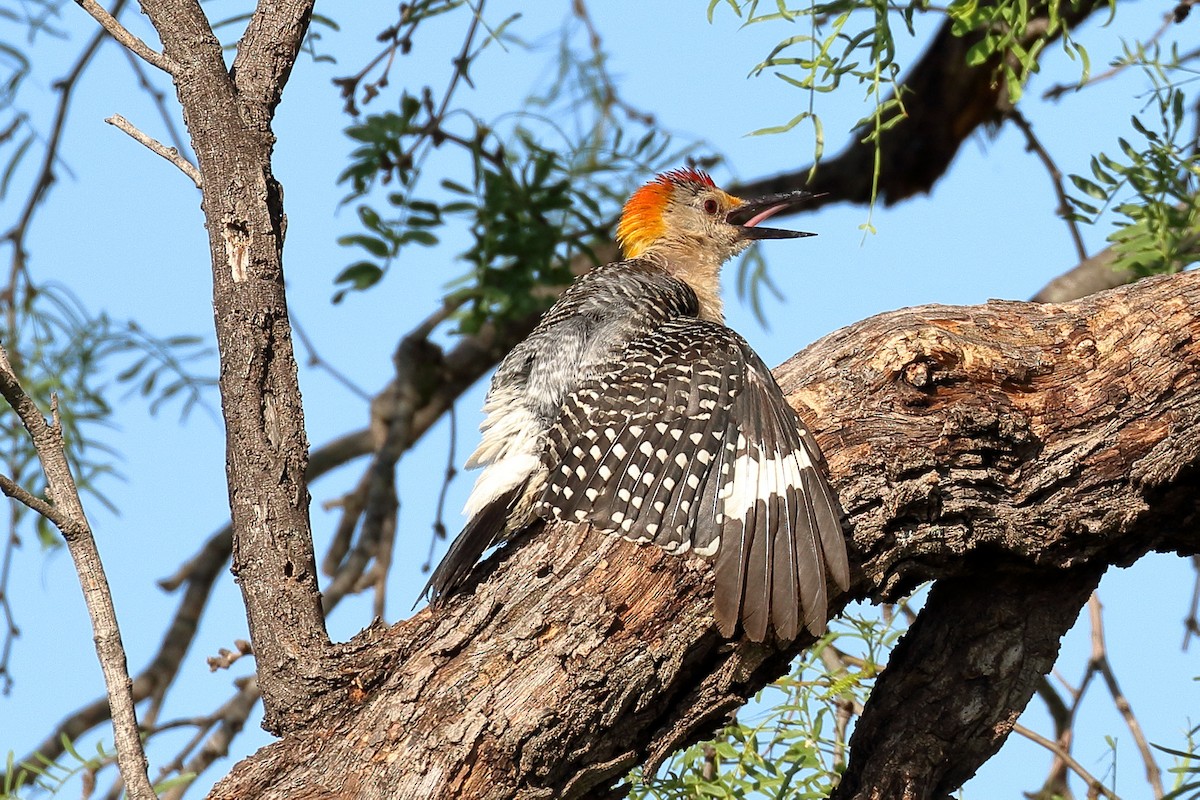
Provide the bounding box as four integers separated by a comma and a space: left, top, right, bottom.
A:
426, 167, 849, 642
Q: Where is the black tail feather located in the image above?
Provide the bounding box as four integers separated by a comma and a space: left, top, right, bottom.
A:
423, 486, 520, 605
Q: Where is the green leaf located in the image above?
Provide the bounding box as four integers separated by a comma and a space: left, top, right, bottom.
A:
337, 233, 392, 259
1069, 174, 1108, 201
399, 230, 439, 246
334, 261, 384, 291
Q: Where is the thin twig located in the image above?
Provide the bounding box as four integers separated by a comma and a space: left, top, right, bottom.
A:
818, 645, 863, 774
160, 678, 261, 800
291, 313, 371, 400
0, 515, 19, 695
0, 473, 66, 525
1183, 555, 1200, 650
105, 114, 202, 188
74, 0, 179, 74
119, 47, 188, 153
1033, 676, 1075, 796
1042, 12, 1174, 101
1014, 723, 1122, 800
3, 0, 120, 339
1007, 109, 1089, 263
1088, 595, 1164, 797
425, 403, 458, 570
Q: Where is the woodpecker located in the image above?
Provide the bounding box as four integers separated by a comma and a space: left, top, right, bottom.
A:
425, 167, 849, 641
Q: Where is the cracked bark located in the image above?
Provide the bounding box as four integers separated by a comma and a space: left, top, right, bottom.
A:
208, 267, 1200, 799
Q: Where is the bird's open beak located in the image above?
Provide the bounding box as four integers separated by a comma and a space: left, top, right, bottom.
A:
726, 190, 816, 240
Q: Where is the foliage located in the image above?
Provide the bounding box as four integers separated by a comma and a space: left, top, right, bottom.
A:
711, 0, 910, 185
626, 605, 909, 799
2, 737, 193, 799
944, 0, 1096, 103
1156, 722, 1200, 800
0, 283, 215, 546
710, 0, 1097, 233
334, 4, 689, 332
1067, 45, 1200, 277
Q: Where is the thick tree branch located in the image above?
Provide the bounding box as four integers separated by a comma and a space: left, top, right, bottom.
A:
832, 567, 1105, 799
230, 1, 315, 125
210, 267, 1200, 799
1031, 247, 1136, 302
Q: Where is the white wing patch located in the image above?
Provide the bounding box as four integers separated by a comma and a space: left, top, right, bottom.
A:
719, 436, 814, 523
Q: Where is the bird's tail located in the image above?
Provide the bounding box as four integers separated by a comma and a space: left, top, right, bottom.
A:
422, 485, 520, 605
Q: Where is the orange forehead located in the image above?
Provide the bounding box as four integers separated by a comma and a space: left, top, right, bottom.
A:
616, 168, 733, 258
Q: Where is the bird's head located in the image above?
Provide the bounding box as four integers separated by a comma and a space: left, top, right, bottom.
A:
615, 167, 814, 264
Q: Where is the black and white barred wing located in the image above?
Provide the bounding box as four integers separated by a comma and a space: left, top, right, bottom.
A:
535, 319, 850, 642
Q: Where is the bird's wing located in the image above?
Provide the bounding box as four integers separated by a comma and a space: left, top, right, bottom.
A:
535, 319, 849, 641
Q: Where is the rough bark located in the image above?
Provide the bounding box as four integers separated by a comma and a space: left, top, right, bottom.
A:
137, 0, 332, 733
208, 268, 1200, 799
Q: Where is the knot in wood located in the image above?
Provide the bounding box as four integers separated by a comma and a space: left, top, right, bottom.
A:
902, 357, 938, 389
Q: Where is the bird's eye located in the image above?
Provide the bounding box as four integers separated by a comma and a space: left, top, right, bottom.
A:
703, 198, 720, 215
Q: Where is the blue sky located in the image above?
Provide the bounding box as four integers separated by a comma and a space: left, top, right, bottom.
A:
2, 1, 1196, 797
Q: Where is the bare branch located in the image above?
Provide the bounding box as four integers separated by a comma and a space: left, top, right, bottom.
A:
138, 0, 332, 731
105, 114, 202, 188
3, 1, 122, 337
0, 344, 155, 799
229, 0, 316, 126
1088, 595, 1164, 797
75, 0, 179, 74
0, 473, 68, 526
1031, 248, 1136, 303
1013, 723, 1121, 800
162, 678, 261, 800
1007, 109, 1088, 263
118, 47, 189, 152
1185, 556, 1200, 650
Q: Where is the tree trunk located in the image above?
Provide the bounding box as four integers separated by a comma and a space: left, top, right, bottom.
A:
208, 269, 1200, 799
138, 0, 332, 733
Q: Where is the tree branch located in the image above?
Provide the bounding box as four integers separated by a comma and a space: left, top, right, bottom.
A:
75, 0, 178, 74
1013, 722, 1121, 800
209, 268, 1200, 799
1, 427, 375, 791
832, 568, 1104, 799
105, 113, 202, 187
135, 0, 329, 733
0, 345, 155, 799
1087, 595, 1164, 796
1031, 247, 1136, 303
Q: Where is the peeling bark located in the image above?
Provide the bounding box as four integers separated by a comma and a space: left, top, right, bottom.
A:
209, 269, 1200, 799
